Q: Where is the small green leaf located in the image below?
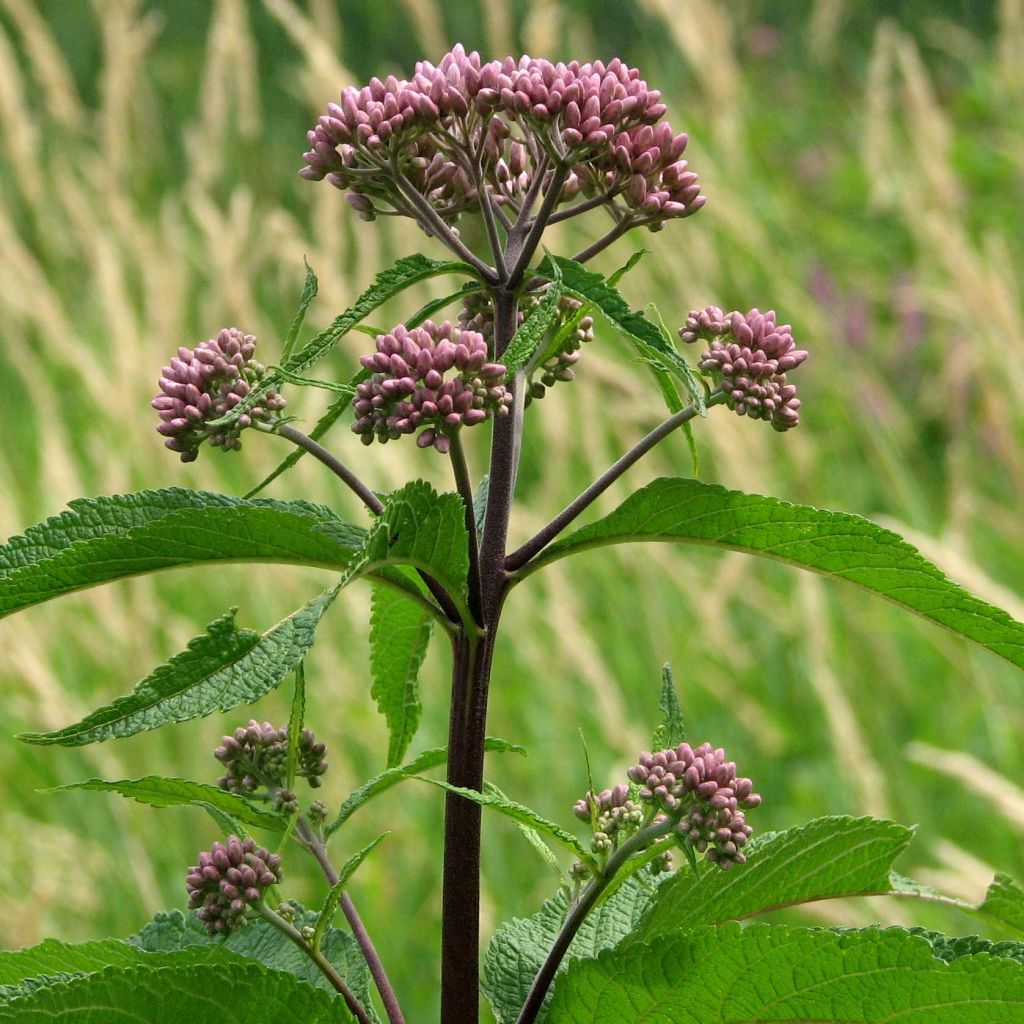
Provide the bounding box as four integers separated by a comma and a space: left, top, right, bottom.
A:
473, 474, 489, 537
281, 258, 319, 363
214, 253, 476, 428
370, 586, 434, 768
606, 249, 649, 287
0, 489, 363, 619
524, 477, 1024, 673
503, 263, 563, 376
48, 777, 287, 832
19, 587, 342, 745
981, 874, 1024, 936
651, 663, 685, 750
517, 824, 565, 882
285, 662, 306, 789
407, 282, 485, 327
313, 834, 389, 952
325, 737, 525, 836
548, 924, 1024, 1023
267, 366, 356, 394
638, 815, 913, 937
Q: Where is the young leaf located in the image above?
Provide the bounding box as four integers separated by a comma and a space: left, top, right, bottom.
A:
406, 281, 485, 328
606, 249, 650, 287
48, 776, 287, 831
312, 834, 389, 952
651, 663, 685, 750
503, 264, 563, 376
516, 824, 565, 882
0, 958, 344, 1021
0, 489, 364, 619
281, 258, 319, 363
370, 585, 434, 767
483, 876, 658, 1024
19, 586, 342, 745
524, 477, 1024, 673
286, 662, 306, 789
638, 815, 912, 938
325, 737, 526, 836
981, 874, 1024, 936
473, 474, 489, 537
547, 924, 1024, 1023
213, 253, 476, 428
267, 366, 357, 394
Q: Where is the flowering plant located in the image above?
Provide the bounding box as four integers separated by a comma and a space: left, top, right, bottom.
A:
3, 44, 1024, 1023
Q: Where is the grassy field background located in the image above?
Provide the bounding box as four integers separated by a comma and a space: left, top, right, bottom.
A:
2, 1, 1024, 1019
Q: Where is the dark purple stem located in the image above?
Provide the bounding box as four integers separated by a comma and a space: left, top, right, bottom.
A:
570, 215, 636, 264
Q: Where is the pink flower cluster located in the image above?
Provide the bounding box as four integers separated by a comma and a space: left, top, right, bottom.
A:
186, 835, 282, 934
679, 307, 808, 431
301, 45, 704, 229
352, 320, 512, 453
628, 741, 761, 869
152, 328, 285, 461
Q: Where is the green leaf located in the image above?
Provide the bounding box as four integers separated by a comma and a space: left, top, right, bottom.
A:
281, 258, 319, 363
0, 939, 155, 989
0, 488, 363, 619
417, 778, 592, 863
503, 263, 563, 376
483, 876, 658, 1024
370, 585, 434, 767
524, 477, 1024, 673
286, 662, 306, 789
908, 928, 1024, 964
313, 834, 389, 952
325, 737, 525, 836
639, 815, 912, 937
406, 281, 484, 328
267, 366, 357, 394
548, 924, 1024, 1023
49, 776, 287, 832
129, 906, 374, 1011
337, 480, 470, 621
651, 662, 685, 750
981, 874, 1024, 936
517, 824, 565, 881
536, 254, 705, 413
606, 249, 650, 287
0, 957, 345, 1021
19, 587, 341, 745
473, 474, 489, 537
213, 253, 475, 428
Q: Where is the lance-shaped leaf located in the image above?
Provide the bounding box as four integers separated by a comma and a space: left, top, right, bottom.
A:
651, 663, 686, 750
281, 259, 319, 363
325, 737, 525, 836
313, 835, 388, 952
639, 815, 912, 938
548, 924, 1024, 1024
213, 253, 476, 428
0, 957, 345, 1021
19, 588, 340, 745
503, 264, 563, 376
334, 480, 471, 622
0, 489, 364, 619
370, 585, 434, 768
523, 477, 1024, 673
48, 777, 288, 832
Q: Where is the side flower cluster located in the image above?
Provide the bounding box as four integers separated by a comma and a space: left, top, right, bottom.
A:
214, 720, 327, 796
679, 307, 807, 431
186, 835, 282, 934
628, 741, 761, 869
301, 45, 704, 231
152, 328, 285, 461
352, 320, 512, 452
573, 783, 644, 855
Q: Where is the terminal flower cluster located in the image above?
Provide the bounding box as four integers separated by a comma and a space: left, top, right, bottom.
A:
214, 719, 327, 796
186, 835, 282, 934
152, 328, 285, 461
352, 320, 511, 453
679, 307, 807, 431
628, 741, 761, 869
300, 45, 704, 233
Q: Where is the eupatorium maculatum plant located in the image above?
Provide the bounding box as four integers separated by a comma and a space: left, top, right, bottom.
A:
3, 43, 1024, 1024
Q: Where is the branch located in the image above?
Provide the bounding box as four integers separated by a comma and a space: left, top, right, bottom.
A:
570, 215, 636, 265
508, 163, 570, 288
547, 191, 619, 225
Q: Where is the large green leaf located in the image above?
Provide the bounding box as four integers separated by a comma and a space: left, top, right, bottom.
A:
0, 956, 345, 1021
48, 777, 287, 831
639, 815, 912, 938
0, 489, 363, 619
325, 737, 525, 837
215, 253, 475, 427
483, 876, 658, 1024
548, 924, 1024, 1023
0, 939, 158, 989
523, 477, 1024, 673
369, 585, 434, 768
981, 874, 1024, 936
19, 588, 341, 745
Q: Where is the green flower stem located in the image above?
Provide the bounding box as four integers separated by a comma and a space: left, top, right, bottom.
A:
297, 819, 407, 1024
514, 817, 678, 1024
448, 431, 483, 624
505, 391, 727, 574
255, 902, 373, 1024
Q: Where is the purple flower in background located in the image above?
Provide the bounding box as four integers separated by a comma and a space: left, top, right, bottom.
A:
352, 320, 511, 453
680, 307, 807, 431
186, 835, 282, 934
152, 328, 285, 461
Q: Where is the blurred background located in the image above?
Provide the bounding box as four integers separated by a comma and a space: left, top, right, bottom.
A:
1, 0, 1023, 1018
